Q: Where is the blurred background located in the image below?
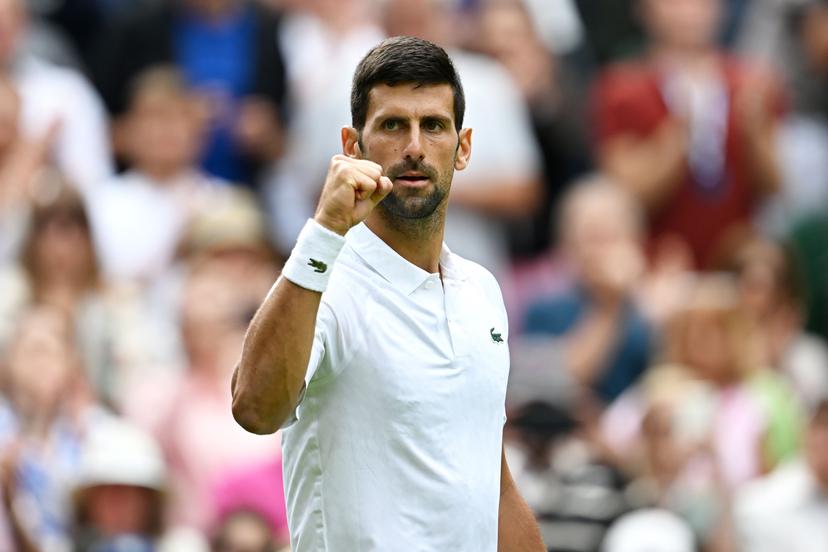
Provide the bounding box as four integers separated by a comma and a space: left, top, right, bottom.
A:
0, 0, 827, 550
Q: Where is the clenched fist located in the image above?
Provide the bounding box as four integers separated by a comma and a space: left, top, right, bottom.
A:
314, 154, 394, 235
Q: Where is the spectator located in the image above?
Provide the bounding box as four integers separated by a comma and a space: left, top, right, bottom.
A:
0, 75, 56, 265
476, 0, 592, 257
756, 0, 828, 237
602, 275, 804, 541
127, 258, 279, 530
523, 178, 653, 406
211, 459, 290, 551
0, 306, 104, 551
504, 400, 630, 552
733, 239, 828, 410
72, 417, 208, 552
733, 394, 828, 552
593, 0, 785, 269
212, 511, 281, 552
86, 65, 222, 285
91, 0, 287, 185
0, 182, 165, 409
0, 0, 113, 193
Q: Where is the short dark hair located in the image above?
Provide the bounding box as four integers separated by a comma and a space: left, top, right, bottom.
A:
351, 36, 465, 132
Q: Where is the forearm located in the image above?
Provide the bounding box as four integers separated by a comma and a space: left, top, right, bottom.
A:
499, 450, 545, 551
231, 277, 322, 434
745, 124, 781, 196
498, 478, 545, 551
566, 305, 622, 387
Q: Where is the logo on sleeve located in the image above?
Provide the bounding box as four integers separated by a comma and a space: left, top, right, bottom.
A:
308, 259, 327, 273
490, 327, 504, 343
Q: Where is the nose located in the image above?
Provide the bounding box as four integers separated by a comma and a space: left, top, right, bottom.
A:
402, 126, 424, 160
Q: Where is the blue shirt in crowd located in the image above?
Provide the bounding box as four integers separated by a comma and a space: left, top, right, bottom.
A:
174, 4, 255, 183
523, 288, 652, 404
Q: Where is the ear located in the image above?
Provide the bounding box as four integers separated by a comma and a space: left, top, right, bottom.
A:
454, 128, 472, 171
341, 127, 362, 158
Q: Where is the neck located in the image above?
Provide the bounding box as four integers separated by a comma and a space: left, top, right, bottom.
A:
365, 205, 446, 274
651, 43, 718, 73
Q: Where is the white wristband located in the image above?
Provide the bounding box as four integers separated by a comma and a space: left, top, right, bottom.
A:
281, 219, 346, 292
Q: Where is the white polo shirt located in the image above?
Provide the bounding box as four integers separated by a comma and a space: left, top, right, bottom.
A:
281, 223, 511, 551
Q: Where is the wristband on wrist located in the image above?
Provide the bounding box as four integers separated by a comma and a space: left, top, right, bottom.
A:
281, 219, 346, 292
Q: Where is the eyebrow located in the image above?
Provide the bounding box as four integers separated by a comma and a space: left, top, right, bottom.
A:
374, 113, 453, 125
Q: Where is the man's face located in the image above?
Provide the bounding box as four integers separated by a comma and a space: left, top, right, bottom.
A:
346, 83, 471, 221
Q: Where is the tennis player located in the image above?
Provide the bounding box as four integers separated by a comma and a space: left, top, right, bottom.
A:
232, 36, 545, 551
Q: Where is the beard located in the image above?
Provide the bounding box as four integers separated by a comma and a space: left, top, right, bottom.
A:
378, 157, 450, 220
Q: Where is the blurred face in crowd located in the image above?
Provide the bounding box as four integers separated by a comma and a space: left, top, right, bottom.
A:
383, 0, 445, 44
181, 263, 248, 368
735, 241, 796, 324
83, 484, 159, 536
5, 307, 77, 420
28, 195, 96, 291
562, 184, 643, 296
479, 0, 536, 61
122, 84, 205, 179
213, 511, 275, 552
640, 0, 721, 51
345, 83, 471, 222
0, 78, 19, 156
676, 279, 755, 385
0, 0, 25, 67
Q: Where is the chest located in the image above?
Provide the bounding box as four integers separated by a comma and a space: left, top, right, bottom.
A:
343, 279, 510, 427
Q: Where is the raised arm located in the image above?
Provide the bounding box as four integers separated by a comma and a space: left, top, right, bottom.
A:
231, 154, 392, 434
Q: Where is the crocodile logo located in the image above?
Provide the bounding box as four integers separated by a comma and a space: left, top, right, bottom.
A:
308, 258, 327, 273
490, 328, 504, 343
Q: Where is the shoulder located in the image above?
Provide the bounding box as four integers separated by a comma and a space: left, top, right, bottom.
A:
17, 58, 103, 107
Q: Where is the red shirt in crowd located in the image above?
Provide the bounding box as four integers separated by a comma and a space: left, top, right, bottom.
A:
593, 55, 784, 268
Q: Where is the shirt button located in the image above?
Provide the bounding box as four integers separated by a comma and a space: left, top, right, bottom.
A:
424, 280, 435, 290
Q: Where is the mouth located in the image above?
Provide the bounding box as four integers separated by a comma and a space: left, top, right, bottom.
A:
393, 172, 431, 187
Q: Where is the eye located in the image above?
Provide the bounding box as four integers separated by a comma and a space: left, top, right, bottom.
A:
382, 119, 399, 131
424, 119, 445, 132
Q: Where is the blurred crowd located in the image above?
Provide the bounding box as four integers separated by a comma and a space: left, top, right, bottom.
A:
0, 0, 826, 550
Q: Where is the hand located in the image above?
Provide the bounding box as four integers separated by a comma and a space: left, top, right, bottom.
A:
314, 154, 393, 235
234, 96, 283, 160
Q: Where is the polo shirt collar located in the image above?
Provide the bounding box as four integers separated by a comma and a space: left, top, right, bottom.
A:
347, 223, 467, 295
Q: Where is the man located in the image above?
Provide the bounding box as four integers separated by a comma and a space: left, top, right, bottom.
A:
231, 37, 545, 551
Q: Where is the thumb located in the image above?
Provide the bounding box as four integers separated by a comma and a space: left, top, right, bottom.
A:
369, 176, 394, 204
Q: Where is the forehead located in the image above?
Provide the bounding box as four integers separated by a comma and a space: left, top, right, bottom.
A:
365, 83, 455, 123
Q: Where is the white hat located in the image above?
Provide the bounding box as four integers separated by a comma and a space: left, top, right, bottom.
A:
75, 417, 167, 492
602, 509, 695, 552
